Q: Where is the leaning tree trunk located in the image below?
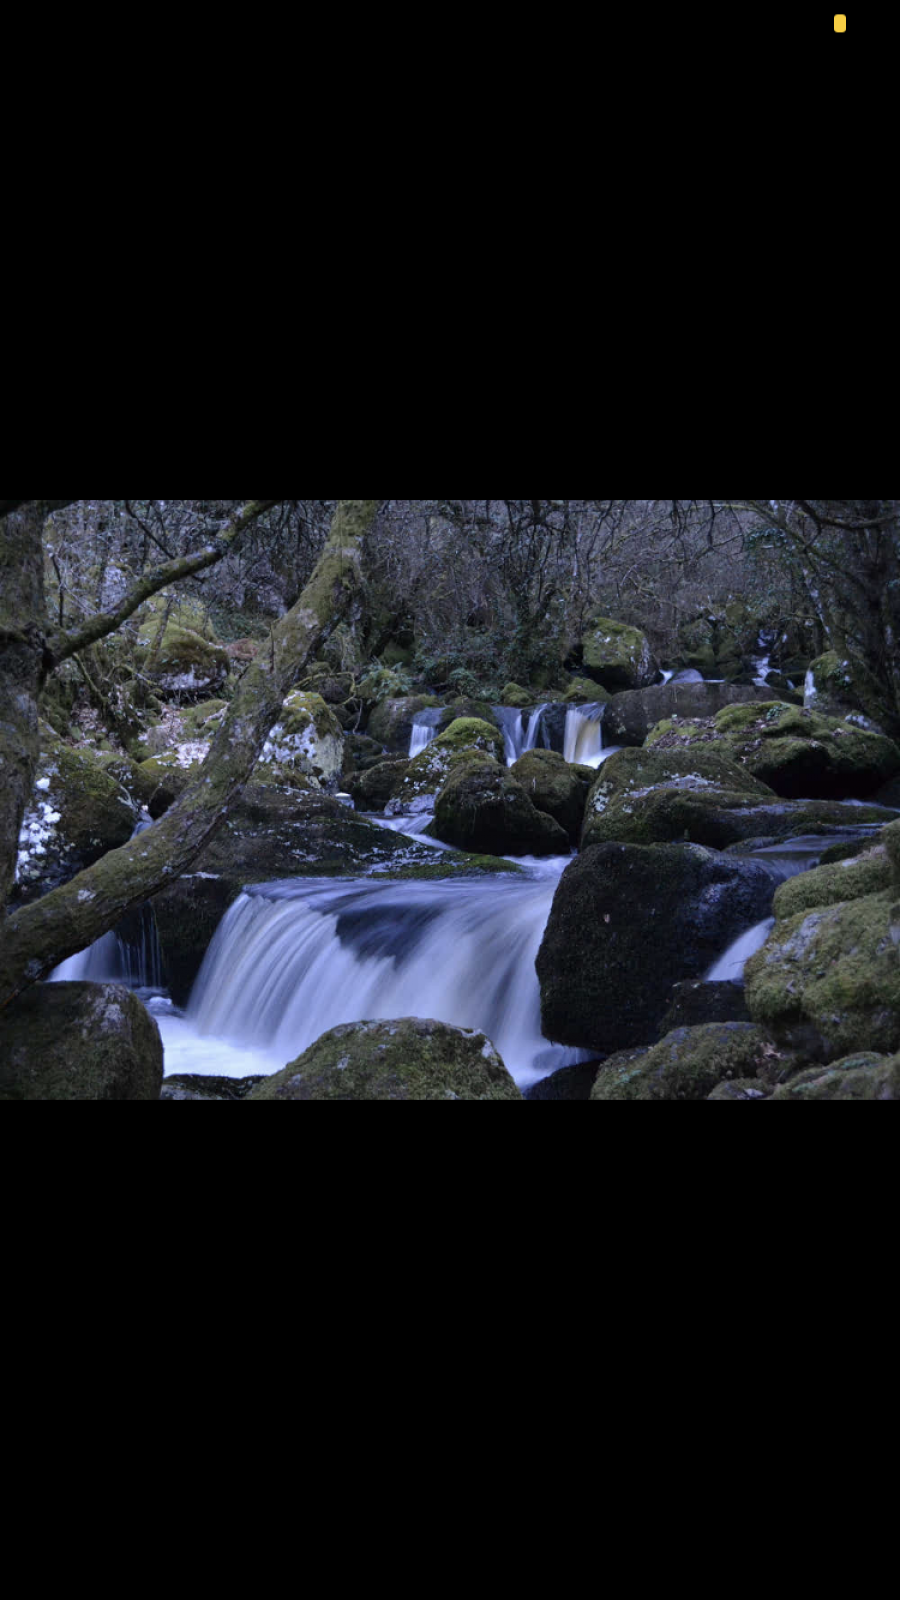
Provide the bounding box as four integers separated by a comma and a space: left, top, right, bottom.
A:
0, 506, 48, 916
0, 499, 383, 1011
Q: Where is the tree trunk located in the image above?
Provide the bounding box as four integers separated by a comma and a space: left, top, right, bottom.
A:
0, 506, 48, 915
0, 499, 383, 1011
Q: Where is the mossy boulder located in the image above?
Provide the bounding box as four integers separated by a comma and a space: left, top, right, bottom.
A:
773, 847, 893, 920
247, 1019, 523, 1101
582, 745, 776, 850
579, 615, 658, 692
804, 651, 885, 726
136, 752, 205, 818
436, 718, 505, 761
590, 1023, 770, 1101
434, 760, 570, 857
744, 891, 900, 1062
885, 820, 900, 882
0, 982, 163, 1101
770, 1053, 900, 1101
367, 696, 442, 753
564, 679, 612, 705
537, 843, 776, 1053
511, 749, 590, 844
501, 684, 534, 709
139, 590, 217, 642
348, 757, 411, 812
652, 701, 900, 800
604, 683, 770, 747
15, 736, 137, 900
257, 692, 345, 787
140, 621, 230, 700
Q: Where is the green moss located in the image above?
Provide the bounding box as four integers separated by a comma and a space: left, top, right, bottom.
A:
0, 982, 163, 1101
435, 718, 505, 760
771, 1053, 900, 1100
745, 890, 900, 1061
581, 615, 657, 691
774, 848, 892, 919
591, 1023, 769, 1101
248, 1019, 523, 1101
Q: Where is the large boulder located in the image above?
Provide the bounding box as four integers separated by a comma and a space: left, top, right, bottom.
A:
744, 891, 900, 1063
0, 982, 163, 1101
367, 696, 442, 754
577, 616, 658, 693
604, 682, 771, 747
511, 749, 590, 844
649, 701, 900, 800
348, 758, 411, 812
434, 760, 570, 857
770, 1053, 900, 1101
804, 651, 887, 727
773, 845, 892, 920
258, 692, 345, 787
590, 1023, 770, 1101
15, 735, 136, 901
659, 980, 751, 1034
139, 617, 230, 700
247, 1019, 523, 1101
582, 745, 776, 850
537, 843, 776, 1053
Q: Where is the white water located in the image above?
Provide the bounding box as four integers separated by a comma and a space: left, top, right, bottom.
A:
185, 867, 584, 1091
563, 703, 617, 769
410, 704, 562, 768
408, 709, 445, 759
706, 919, 775, 982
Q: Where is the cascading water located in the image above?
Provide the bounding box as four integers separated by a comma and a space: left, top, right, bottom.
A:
184, 867, 586, 1091
408, 709, 444, 759
50, 814, 164, 992
706, 920, 775, 982
563, 703, 621, 770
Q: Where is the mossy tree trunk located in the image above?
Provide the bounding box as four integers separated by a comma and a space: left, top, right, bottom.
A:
0, 500, 383, 1010
0, 505, 48, 914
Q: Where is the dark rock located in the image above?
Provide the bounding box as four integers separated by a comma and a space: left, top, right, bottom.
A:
604, 683, 771, 748
537, 842, 775, 1054
659, 980, 751, 1034
434, 762, 570, 857
0, 982, 163, 1101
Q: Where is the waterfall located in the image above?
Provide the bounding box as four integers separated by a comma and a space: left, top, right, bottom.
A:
409, 709, 444, 759
706, 919, 775, 982
50, 814, 164, 991
804, 668, 817, 708
186, 870, 585, 1091
564, 703, 618, 769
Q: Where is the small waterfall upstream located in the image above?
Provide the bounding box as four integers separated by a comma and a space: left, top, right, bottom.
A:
51, 815, 164, 993
563, 703, 618, 769
184, 868, 585, 1091
408, 709, 444, 758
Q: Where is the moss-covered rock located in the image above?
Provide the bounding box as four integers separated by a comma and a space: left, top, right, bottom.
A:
0, 982, 163, 1101
885, 820, 900, 883
436, 718, 505, 761
347, 757, 411, 812
564, 679, 612, 705
139, 620, 230, 700
769, 1053, 900, 1100
579, 615, 658, 692
434, 761, 570, 857
257, 692, 345, 787
604, 683, 770, 747
511, 749, 589, 844
501, 683, 535, 709
136, 752, 205, 818
650, 701, 900, 800
367, 696, 442, 753
247, 1019, 523, 1101
15, 736, 137, 900
590, 1023, 770, 1101
804, 651, 885, 726
744, 891, 900, 1062
537, 843, 776, 1053
773, 847, 893, 919
582, 745, 776, 850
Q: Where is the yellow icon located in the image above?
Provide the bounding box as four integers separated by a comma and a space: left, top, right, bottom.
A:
834, 13, 846, 28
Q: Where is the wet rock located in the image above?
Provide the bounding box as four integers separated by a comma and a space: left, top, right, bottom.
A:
248, 1019, 523, 1101
367, 696, 442, 753
434, 761, 570, 857
538, 843, 775, 1053
770, 1053, 900, 1100
590, 1023, 770, 1101
773, 846, 892, 919
659, 980, 751, 1034
604, 683, 770, 747
511, 749, 589, 844
582, 745, 775, 850
575, 616, 658, 693
745, 890, 900, 1063
0, 982, 163, 1101
257, 692, 345, 787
